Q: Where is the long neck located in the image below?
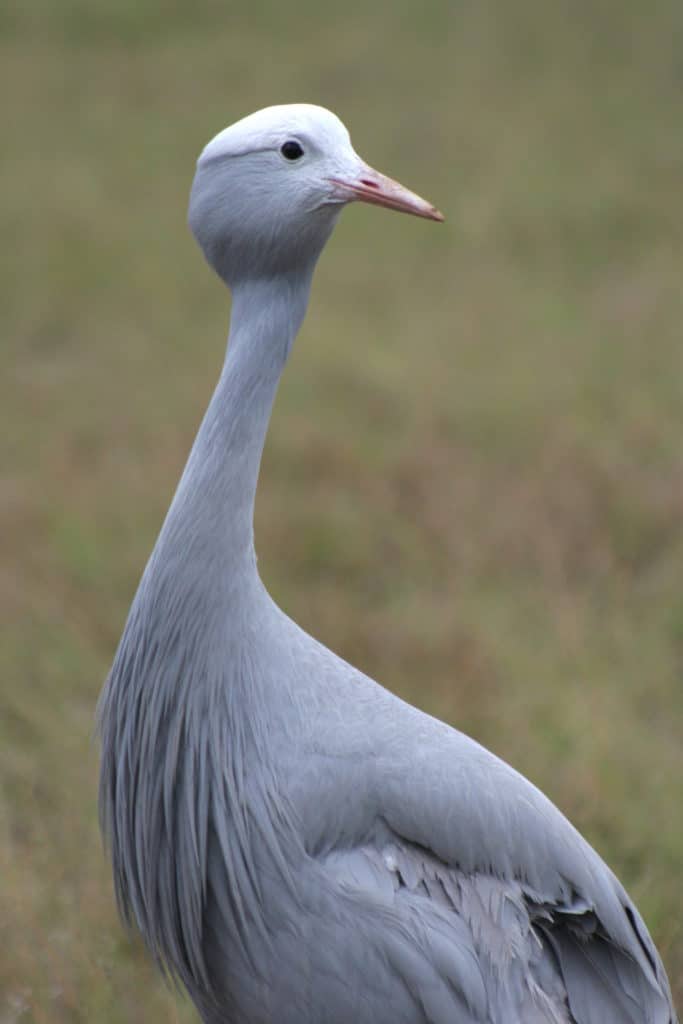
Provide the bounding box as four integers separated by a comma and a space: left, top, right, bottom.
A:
153, 270, 313, 598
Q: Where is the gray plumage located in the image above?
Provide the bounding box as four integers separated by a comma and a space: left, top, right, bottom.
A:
98, 104, 677, 1023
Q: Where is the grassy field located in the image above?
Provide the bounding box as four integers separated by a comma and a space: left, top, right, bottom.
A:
2, 0, 682, 1018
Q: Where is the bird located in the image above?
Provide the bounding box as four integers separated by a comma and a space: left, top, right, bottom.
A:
97, 103, 677, 1024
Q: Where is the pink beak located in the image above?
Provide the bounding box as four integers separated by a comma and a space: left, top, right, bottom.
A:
329, 163, 444, 223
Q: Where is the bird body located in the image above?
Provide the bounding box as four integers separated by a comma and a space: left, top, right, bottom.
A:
98, 105, 677, 1023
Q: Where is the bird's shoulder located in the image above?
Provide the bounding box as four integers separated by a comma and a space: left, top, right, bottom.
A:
276, 626, 674, 1023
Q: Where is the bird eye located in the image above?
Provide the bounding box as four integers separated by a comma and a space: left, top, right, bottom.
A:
280, 140, 304, 161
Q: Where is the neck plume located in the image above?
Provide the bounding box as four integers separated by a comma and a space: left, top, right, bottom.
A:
98, 274, 316, 985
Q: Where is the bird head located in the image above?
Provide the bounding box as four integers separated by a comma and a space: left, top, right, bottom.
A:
188, 103, 443, 286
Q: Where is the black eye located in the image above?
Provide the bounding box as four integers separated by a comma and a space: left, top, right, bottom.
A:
280, 140, 304, 161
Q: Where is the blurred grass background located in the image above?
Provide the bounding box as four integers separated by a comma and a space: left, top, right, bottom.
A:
2, 0, 682, 1018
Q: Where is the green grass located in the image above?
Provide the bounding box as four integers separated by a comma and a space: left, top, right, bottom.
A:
2, 0, 682, 1018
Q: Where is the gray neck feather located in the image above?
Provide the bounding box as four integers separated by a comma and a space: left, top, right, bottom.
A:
153, 269, 314, 600
98, 269, 315, 986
